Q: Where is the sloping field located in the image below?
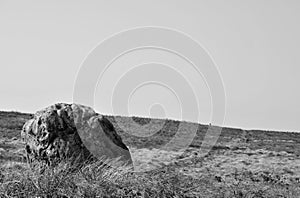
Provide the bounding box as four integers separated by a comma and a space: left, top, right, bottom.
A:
0, 111, 300, 197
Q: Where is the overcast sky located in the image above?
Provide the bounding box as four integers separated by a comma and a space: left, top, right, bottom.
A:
0, 1, 299, 132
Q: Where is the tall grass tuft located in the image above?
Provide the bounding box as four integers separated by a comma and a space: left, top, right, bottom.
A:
1, 158, 300, 197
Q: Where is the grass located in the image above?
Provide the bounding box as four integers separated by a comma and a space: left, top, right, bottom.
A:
0, 111, 32, 139
1, 111, 300, 197
0, 158, 300, 197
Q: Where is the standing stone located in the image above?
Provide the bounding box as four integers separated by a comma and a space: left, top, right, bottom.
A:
21, 103, 133, 166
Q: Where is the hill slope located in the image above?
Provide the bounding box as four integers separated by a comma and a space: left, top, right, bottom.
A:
1, 110, 300, 160
1, 111, 300, 197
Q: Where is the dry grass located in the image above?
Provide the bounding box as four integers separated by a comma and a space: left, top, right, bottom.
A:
1, 111, 300, 197
0, 157, 300, 198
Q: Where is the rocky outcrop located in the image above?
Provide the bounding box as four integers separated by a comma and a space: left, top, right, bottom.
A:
21, 103, 132, 166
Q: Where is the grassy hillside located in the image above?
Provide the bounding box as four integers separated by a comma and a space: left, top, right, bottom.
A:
1, 111, 299, 152
108, 115, 300, 155
0, 111, 32, 139
0, 111, 300, 197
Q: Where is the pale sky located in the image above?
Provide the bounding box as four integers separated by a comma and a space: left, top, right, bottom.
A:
0, 0, 299, 132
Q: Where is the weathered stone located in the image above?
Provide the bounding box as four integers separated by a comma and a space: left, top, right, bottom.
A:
72, 104, 133, 165
21, 103, 132, 166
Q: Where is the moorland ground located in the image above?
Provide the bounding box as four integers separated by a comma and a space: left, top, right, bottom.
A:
0, 111, 300, 197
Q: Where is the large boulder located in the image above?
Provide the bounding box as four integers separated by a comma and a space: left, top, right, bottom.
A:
21, 103, 132, 166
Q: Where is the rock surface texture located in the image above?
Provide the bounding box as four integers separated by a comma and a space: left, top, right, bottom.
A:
21, 103, 132, 166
